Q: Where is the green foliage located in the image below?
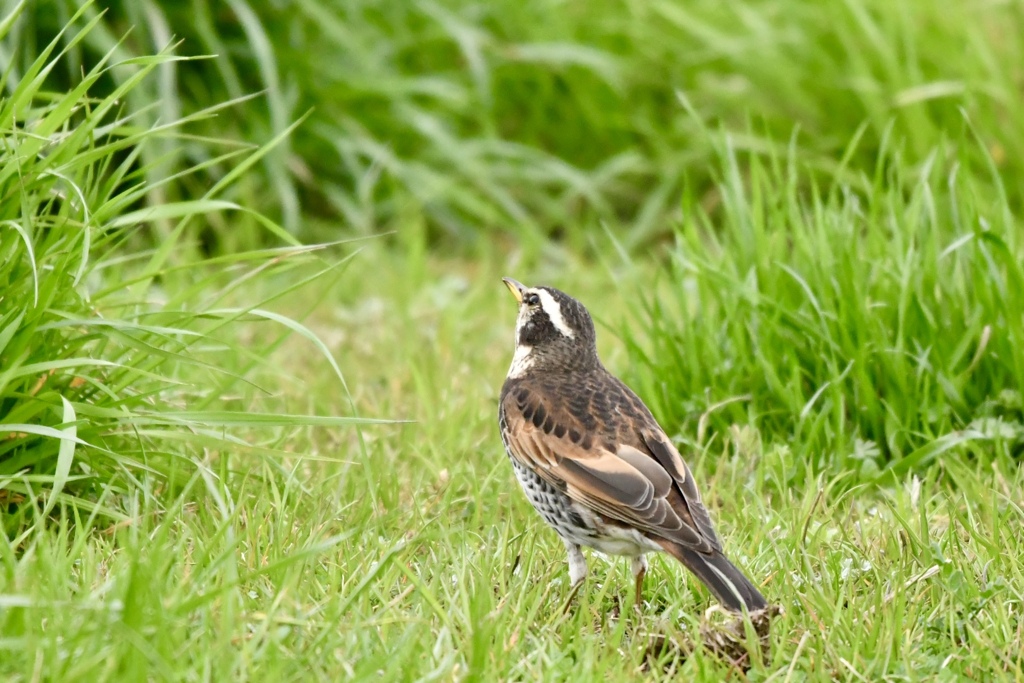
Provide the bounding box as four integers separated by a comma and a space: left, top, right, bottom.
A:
18, 0, 1024, 246
0, 1, 367, 523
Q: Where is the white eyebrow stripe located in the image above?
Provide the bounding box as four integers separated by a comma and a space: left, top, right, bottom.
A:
535, 288, 575, 339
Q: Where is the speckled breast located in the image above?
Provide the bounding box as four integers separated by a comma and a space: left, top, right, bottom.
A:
498, 409, 596, 547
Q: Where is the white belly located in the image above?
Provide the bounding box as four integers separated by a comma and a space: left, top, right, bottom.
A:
574, 506, 664, 557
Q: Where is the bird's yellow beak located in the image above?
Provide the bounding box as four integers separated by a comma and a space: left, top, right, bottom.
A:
502, 277, 526, 304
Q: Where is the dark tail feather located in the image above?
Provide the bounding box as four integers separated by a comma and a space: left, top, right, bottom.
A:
663, 543, 768, 613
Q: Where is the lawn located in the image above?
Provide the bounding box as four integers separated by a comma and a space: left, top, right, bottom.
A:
2, 0, 1024, 681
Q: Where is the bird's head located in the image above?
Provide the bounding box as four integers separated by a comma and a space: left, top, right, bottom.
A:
502, 277, 598, 376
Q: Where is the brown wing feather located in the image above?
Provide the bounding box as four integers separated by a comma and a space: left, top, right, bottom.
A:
640, 431, 723, 552
501, 386, 717, 553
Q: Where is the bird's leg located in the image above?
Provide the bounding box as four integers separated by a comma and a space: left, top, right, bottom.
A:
631, 555, 648, 610
566, 540, 588, 586
561, 540, 587, 613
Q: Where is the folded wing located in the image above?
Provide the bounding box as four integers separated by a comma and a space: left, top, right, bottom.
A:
501, 387, 722, 554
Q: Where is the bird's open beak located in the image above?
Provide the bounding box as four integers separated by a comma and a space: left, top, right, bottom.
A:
502, 277, 526, 304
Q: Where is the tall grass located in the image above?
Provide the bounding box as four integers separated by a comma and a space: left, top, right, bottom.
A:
0, 1, 368, 526
625, 127, 1024, 477
18, 0, 1024, 247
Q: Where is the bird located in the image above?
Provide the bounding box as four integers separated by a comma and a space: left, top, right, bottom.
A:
497, 277, 768, 613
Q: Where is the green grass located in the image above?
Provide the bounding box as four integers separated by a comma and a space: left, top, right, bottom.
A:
3, 0, 1024, 680
4, 250, 1023, 680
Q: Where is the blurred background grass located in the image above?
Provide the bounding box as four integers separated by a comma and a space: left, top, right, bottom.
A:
16, 0, 1024, 248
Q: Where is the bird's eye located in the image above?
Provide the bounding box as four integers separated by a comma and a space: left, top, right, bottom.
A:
524, 293, 540, 306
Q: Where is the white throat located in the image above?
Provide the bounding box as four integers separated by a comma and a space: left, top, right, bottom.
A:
507, 344, 534, 378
